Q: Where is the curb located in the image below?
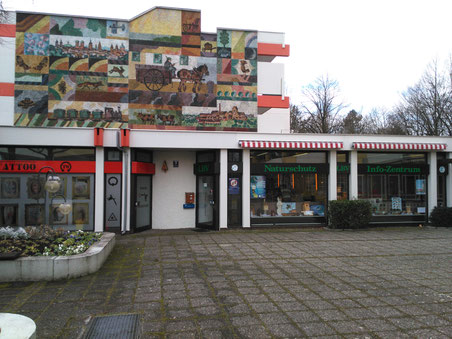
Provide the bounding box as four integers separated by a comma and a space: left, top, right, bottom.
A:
0, 232, 115, 282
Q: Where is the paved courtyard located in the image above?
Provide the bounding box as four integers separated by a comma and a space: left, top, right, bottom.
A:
1, 227, 452, 338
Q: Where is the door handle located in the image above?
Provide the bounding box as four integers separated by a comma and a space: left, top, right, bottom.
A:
135, 201, 139, 207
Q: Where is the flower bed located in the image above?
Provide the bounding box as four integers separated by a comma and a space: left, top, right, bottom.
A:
0, 226, 102, 258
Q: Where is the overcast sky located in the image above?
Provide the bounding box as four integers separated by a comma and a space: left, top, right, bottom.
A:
4, 0, 452, 114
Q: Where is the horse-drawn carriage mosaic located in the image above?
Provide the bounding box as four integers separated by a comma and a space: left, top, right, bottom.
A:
13, 7, 258, 131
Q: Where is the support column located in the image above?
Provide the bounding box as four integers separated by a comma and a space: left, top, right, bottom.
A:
350, 150, 358, 199
242, 149, 251, 228
219, 149, 228, 229
94, 147, 104, 232
328, 150, 337, 201
447, 152, 452, 207
428, 152, 438, 214
122, 148, 131, 233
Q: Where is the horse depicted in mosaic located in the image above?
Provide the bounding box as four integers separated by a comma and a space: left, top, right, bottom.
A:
177, 64, 209, 93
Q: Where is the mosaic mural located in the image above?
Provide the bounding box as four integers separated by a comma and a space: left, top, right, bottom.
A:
14, 8, 258, 131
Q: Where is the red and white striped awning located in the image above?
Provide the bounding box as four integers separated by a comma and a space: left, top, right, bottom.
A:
239, 140, 343, 149
353, 142, 447, 150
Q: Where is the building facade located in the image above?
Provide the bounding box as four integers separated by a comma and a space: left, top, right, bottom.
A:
0, 7, 450, 232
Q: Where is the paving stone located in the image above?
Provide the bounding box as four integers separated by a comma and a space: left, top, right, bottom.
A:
266, 323, 304, 337
358, 318, 399, 332
230, 314, 261, 326
236, 325, 272, 338
316, 309, 349, 321
258, 312, 292, 324
297, 321, 336, 336
328, 320, 368, 334
286, 310, 322, 323
165, 320, 197, 332
416, 314, 451, 327
249, 302, 279, 313
405, 328, 448, 338
1, 228, 451, 338
342, 307, 378, 319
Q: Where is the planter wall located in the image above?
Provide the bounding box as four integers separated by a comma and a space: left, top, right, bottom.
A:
0, 233, 115, 282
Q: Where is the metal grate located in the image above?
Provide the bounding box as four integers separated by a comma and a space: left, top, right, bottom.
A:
83, 314, 140, 339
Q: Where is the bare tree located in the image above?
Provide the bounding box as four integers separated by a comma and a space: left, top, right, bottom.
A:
394, 59, 452, 136
362, 107, 407, 135
293, 75, 347, 134
0, 1, 7, 23
0, 1, 9, 45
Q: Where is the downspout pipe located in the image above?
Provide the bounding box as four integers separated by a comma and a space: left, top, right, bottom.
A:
117, 130, 128, 235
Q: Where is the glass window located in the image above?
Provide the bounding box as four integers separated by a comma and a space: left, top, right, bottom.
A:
228, 150, 242, 162
52, 148, 95, 161
358, 152, 426, 165
358, 152, 427, 216
0, 173, 95, 231
106, 148, 122, 161
133, 150, 153, 163
0, 147, 12, 160
337, 152, 348, 163
197, 151, 216, 163
250, 172, 327, 218
250, 151, 327, 219
0, 147, 95, 161
14, 147, 49, 160
337, 173, 348, 200
251, 151, 326, 164
337, 152, 349, 200
437, 152, 447, 207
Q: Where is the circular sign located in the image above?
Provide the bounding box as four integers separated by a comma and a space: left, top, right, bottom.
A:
230, 178, 238, 187
231, 164, 238, 172
439, 166, 446, 174
108, 176, 119, 186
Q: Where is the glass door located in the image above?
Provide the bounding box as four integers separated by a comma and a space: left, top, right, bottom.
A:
132, 175, 152, 231
196, 175, 217, 229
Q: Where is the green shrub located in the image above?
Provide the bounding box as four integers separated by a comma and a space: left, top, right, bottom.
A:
429, 206, 452, 227
328, 200, 372, 229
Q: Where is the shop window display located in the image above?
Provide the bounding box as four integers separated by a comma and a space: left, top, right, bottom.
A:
0, 173, 95, 230
357, 152, 428, 216
250, 151, 328, 219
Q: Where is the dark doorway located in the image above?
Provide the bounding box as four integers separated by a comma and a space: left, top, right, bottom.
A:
131, 174, 152, 231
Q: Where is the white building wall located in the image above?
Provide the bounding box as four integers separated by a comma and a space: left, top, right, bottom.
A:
0, 12, 16, 126
258, 62, 284, 95
258, 31, 285, 45
152, 150, 196, 229
257, 108, 290, 133
0, 97, 14, 126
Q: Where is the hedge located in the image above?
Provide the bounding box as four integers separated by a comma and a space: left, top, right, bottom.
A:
328, 200, 372, 229
429, 206, 452, 227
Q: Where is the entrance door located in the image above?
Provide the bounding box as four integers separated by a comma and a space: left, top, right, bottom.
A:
196, 175, 217, 229
132, 175, 152, 231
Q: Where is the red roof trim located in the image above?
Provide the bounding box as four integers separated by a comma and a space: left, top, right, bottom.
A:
258, 43, 290, 57
353, 142, 447, 150
257, 95, 290, 109
0, 83, 14, 97
239, 141, 343, 149
0, 24, 16, 38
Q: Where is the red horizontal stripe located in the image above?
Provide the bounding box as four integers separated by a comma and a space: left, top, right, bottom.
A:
257, 95, 290, 109
0, 83, 14, 96
0, 160, 95, 173
257, 43, 290, 57
131, 162, 155, 174
0, 24, 15, 38
104, 161, 122, 174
